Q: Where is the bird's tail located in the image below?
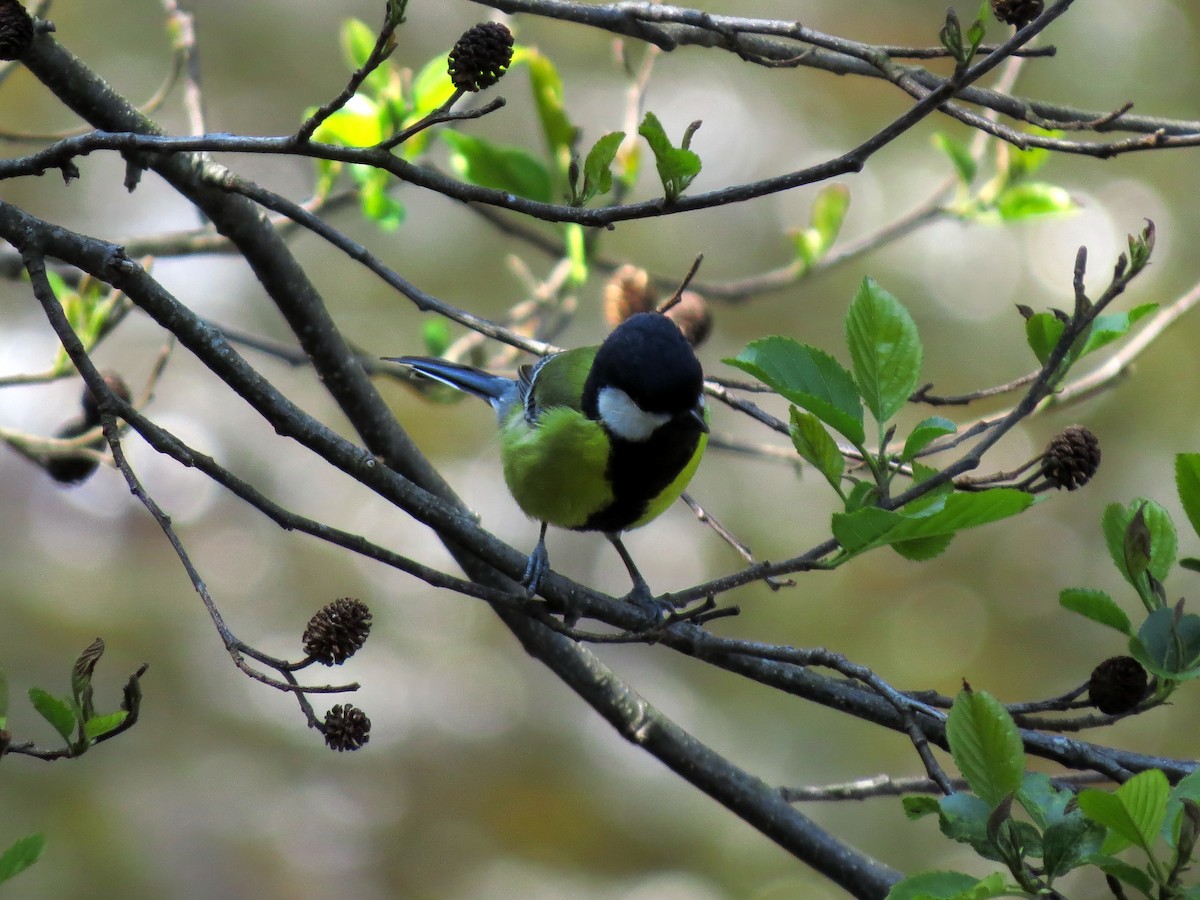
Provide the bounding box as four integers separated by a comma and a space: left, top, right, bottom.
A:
386, 356, 517, 413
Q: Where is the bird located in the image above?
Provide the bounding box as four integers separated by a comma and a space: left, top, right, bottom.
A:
386, 312, 708, 614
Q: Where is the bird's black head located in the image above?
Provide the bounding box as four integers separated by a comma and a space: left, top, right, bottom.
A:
583, 312, 704, 420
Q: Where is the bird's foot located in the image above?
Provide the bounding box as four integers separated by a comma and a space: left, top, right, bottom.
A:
623, 576, 673, 628
521, 540, 550, 596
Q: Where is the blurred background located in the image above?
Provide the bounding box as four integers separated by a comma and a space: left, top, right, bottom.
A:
2, 0, 1200, 896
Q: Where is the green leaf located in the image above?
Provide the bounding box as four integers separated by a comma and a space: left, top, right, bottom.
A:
901, 417, 956, 462
1079, 768, 1169, 855
524, 49, 576, 198
340, 19, 391, 98
1024, 311, 1065, 365
995, 182, 1075, 221
845, 277, 923, 425
1078, 303, 1157, 357
938, 791, 993, 850
832, 489, 1034, 556
356, 168, 405, 229
946, 689, 1025, 809
442, 131, 553, 203
0, 834, 45, 885
310, 95, 385, 148
903, 795, 942, 820
885, 870, 1005, 900
1130, 608, 1200, 678
409, 54, 455, 119
1103, 500, 1176, 589
27, 687, 77, 742
792, 184, 850, 271
1176, 453, 1200, 542
1166, 771, 1200, 848
577, 131, 623, 205
83, 710, 128, 742
422, 319, 452, 357
726, 336, 865, 445
933, 132, 977, 185
638, 111, 702, 203
891, 532, 956, 562
789, 407, 844, 493
1058, 588, 1132, 635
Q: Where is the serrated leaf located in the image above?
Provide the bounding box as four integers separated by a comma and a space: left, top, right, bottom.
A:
845, 277, 923, 424
891, 532, 956, 562
638, 111, 701, 203
1079, 769, 1169, 854
1176, 454, 1200, 542
938, 791, 993, 848
832, 489, 1034, 555
1042, 815, 1104, 878
946, 689, 1025, 809
83, 710, 128, 742
933, 132, 977, 185
1059, 588, 1131, 635
789, 407, 844, 492
902, 416, 956, 462
996, 182, 1075, 221
726, 337, 865, 445
442, 131, 553, 203
0, 834, 45, 885
1130, 608, 1200, 678
27, 687, 77, 742
1024, 311, 1065, 365
578, 131, 623, 205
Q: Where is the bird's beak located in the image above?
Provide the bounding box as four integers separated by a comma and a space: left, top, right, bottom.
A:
687, 405, 709, 433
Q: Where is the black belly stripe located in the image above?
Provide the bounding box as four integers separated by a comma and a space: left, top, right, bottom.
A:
579, 417, 702, 533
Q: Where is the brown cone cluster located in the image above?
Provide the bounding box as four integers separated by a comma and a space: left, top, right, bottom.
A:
1088, 656, 1149, 715
0, 0, 33, 61
1042, 425, 1101, 491
302, 597, 373, 665
448, 22, 514, 92
324, 704, 372, 751
991, 0, 1044, 28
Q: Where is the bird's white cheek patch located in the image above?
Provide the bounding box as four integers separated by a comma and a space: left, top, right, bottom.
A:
597, 387, 670, 442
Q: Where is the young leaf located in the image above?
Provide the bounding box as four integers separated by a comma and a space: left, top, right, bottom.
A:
577, 131, 624, 205
525, 50, 577, 183
995, 182, 1075, 221
72, 637, 105, 722
901, 417, 956, 462
946, 688, 1025, 810
726, 337, 865, 445
789, 407, 844, 493
891, 532, 956, 562
0, 834, 46, 885
27, 688, 77, 743
932, 132, 977, 185
1079, 768, 1170, 855
84, 710, 128, 742
340, 19, 391, 98
792, 184, 850, 271
902, 795, 942, 820
845, 277, 923, 425
1058, 588, 1131, 635
442, 131, 553, 203
1078, 303, 1157, 357
1103, 500, 1177, 589
1176, 453, 1200, 542
1024, 311, 1065, 365
638, 111, 702, 203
